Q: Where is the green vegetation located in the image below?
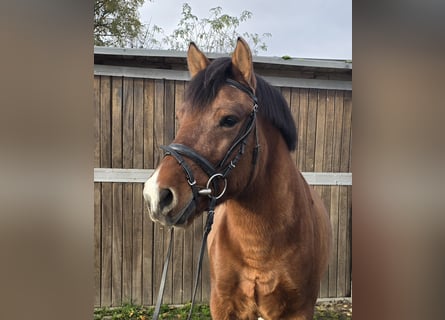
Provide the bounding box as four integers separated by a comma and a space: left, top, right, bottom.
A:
94, 300, 351, 319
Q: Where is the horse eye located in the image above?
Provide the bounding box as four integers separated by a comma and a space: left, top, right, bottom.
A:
219, 116, 239, 128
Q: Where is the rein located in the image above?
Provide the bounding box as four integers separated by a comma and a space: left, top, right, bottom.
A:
151, 79, 259, 320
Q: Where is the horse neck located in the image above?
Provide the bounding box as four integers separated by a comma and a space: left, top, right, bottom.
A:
225, 121, 310, 238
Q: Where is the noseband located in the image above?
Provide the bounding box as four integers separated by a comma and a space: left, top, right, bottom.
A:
152, 79, 260, 320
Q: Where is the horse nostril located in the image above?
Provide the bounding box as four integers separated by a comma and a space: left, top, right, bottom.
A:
159, 188, 174, 211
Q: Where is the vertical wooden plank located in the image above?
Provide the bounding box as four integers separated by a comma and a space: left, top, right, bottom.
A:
153, 223, 166, 303
112, 77, 123, 168
94, 76, 101, 168
143, 79, 155, 169
112, 182, 123, 306
93, 76, 101, 307
134, 78, 144, 169
201, 230, 211, 303
164, 80, 176, 143
289, 88, 299, 165
172, 228, 184, 303
340, 91, 352, 172
100, 76, 111, 168
192, 215, 204, 302
324, 90, 335, 172
336, 186, 349, 297
182, 221, 194, 303
94, 183, 102, 307
305, 88, 317, 172
297, 88, 308, 171
153, 79, 165, 166
328, 186, 339, 297
317, 186, 335, 298
100, 76, 112, 307
123, 78, 134, 167
142, 79, 155, 305
332, 91, 344, 172
101, 183, 113, 307
346, 186, 352, 296
111, 77, 123, 306
314, 90, 326, 172
132, 78, 144, 305
142, 205, 154, 305
322, 89, 336, 296
122, 78, 134, 303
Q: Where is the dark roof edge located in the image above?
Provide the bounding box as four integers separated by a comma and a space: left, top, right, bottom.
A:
94, 46, 352, 70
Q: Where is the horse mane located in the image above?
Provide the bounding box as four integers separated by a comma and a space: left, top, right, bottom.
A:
186, 57, 297, 151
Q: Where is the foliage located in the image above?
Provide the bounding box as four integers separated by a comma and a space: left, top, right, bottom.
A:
94, 1, 272, 54
94, 0, 147, 47
137, 3, 272, 54
94, 300, 351, 319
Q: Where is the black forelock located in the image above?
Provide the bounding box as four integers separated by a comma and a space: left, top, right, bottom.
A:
185, 57, 297, 151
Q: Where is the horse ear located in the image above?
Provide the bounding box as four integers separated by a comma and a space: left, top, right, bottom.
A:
231, 37, 256, 90
187, 42, 210, 78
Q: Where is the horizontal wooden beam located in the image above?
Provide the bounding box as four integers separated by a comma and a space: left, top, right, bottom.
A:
94, 65, 352, 91
94, 168, 352, 186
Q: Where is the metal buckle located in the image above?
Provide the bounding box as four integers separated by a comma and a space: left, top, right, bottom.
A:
201, 173, 227, 200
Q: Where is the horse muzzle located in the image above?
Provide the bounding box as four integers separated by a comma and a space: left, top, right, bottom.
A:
143, 169, 195, 227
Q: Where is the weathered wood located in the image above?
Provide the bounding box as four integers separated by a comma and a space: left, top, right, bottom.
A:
324, 90, 336, 173
123, 78, 134, 169
346, 186, 352, 296
182, 220, 194, 303
192, 215, 204, 302
340, 91, 352, 172
328, 186, 339, 297
305, 89, 318, 171
332, 91, 344, 172
112, 77, 123, 168
122, 183, 133, 303
164, 80, 175, 143
94, 182, 102, 307
142, 205, 154, 305
314, 90, 326, 172
154, 79, 165, 166
337, 186, 349, 296
100, 76, 111, 168
132, 79, 144, 304
122, 78, 134, 303
112, 183, 123, 305
132, 184, 143, 304
94, 76, 101, 168
101, 183, 112, 306
94, 76, 102, 307
143, 79, 155, 169
172, 227, 184, 303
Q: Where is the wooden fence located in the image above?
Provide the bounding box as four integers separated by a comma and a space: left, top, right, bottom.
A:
93, 49, 352, 307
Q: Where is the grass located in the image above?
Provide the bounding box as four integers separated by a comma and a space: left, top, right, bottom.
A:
94, 300, 351, 319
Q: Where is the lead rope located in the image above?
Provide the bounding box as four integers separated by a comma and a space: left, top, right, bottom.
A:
151, 198, 217, 320
152, 227, 174, 320
187, 197, 217, 320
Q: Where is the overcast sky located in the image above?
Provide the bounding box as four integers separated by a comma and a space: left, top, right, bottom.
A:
139, 0, 352, 59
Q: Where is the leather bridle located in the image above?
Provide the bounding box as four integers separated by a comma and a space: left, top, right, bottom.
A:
151, 79, 260, 320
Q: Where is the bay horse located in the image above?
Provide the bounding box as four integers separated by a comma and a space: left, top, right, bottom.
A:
143, 37, 332, 320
